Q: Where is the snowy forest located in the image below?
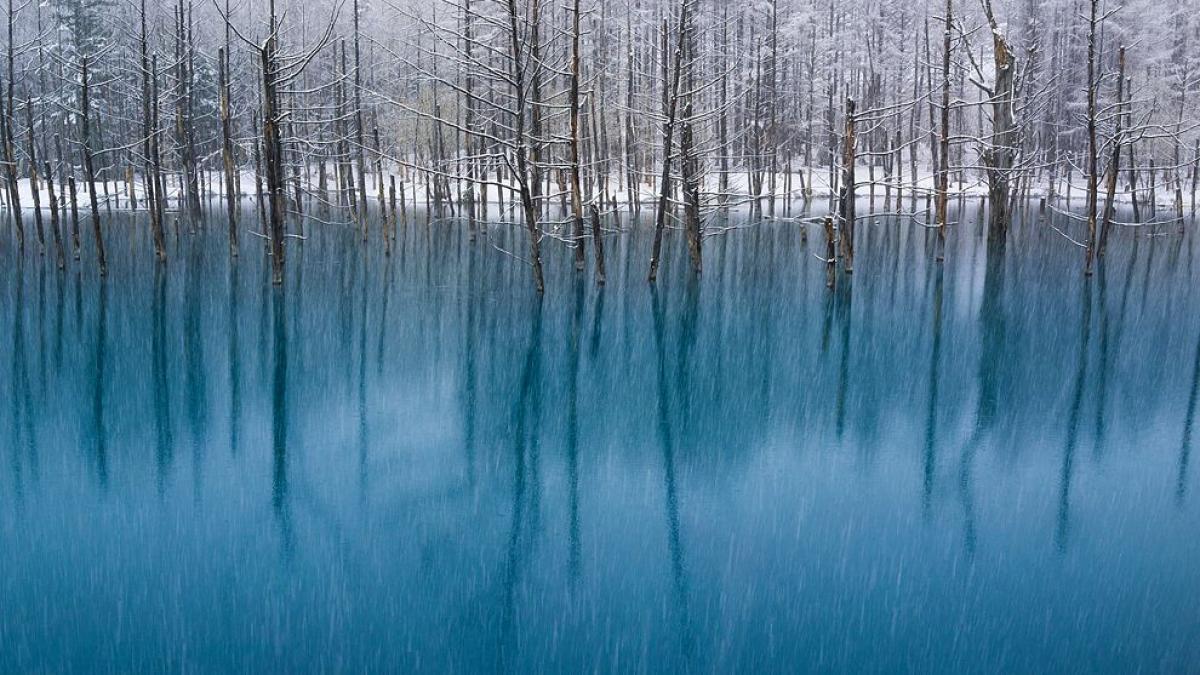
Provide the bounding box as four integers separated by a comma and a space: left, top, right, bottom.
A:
0, 0, 1197, 288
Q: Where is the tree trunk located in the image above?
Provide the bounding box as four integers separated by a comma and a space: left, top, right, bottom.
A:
0, 73, 22, 252
590, 203, 606, 286
838, 98, 856, 274
45, 161, 64, 269
982, 0, 1016, 235
149, 54, 168, 249
648, 11, 687, 284
68, 175, 81, 260
935, 0, 951, 261
824, 215, 836, 289
25, 99, 44, 255
261, 36, 287, 286
219, 47, 238, 257
679, 2, 702, 274
1099, 46, 1125, 258
1083, 0, 1099, 275
503, 0, 545, 293
175, 0, 202, 227
80, 58, 107, 276
352, 0, 369, 235
568, 0, 586, 271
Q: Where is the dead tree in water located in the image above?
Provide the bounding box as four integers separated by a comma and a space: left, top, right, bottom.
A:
1082, 0, 1100, 275
0, 96, 19, 249
261, 19, 287, 284
678, 0, 702, 275
390, 0, 555, 291
590, 203, 606, 285
80, 58, 106, 276
219, 47, 238, 257
837, 98, 856, 274
219, 0, 340, 285
567, 0, 586, 271
1192, 140, 1198, 217
351, 0, 369, 236
24, 99, 44, 254
45, 161, 63, 269
648, 8, 687, 284
1098, 46, 1127, 258
976, 0, 1018, 235
623, 7, 639, 213
716, 5, 730, 207
1, 0, 21, 251
462, 0, 478, 241
174, 0, 202, 228
935, 0, 952, 261
518, 0, 547, 291
823, 215, 836, 289
150, 55, 168, 247
140, 0, 165, 261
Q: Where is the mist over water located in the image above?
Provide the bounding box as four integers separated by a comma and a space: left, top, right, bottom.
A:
2, 201, 1199, 672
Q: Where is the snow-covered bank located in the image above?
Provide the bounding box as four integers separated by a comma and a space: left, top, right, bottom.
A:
0, 166, 1194, 215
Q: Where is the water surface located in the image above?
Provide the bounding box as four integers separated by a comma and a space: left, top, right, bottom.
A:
2, 202, 1198, 672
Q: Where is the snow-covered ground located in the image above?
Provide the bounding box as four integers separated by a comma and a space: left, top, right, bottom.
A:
0, 165, 1192, 214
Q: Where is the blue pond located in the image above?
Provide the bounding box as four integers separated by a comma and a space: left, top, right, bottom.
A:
1, 203, 1198, 672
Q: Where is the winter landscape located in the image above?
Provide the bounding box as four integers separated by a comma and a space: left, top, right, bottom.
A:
1, 0, 1199, 672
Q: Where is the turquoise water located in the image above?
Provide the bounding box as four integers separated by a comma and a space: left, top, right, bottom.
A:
1, 203, 1198, 672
